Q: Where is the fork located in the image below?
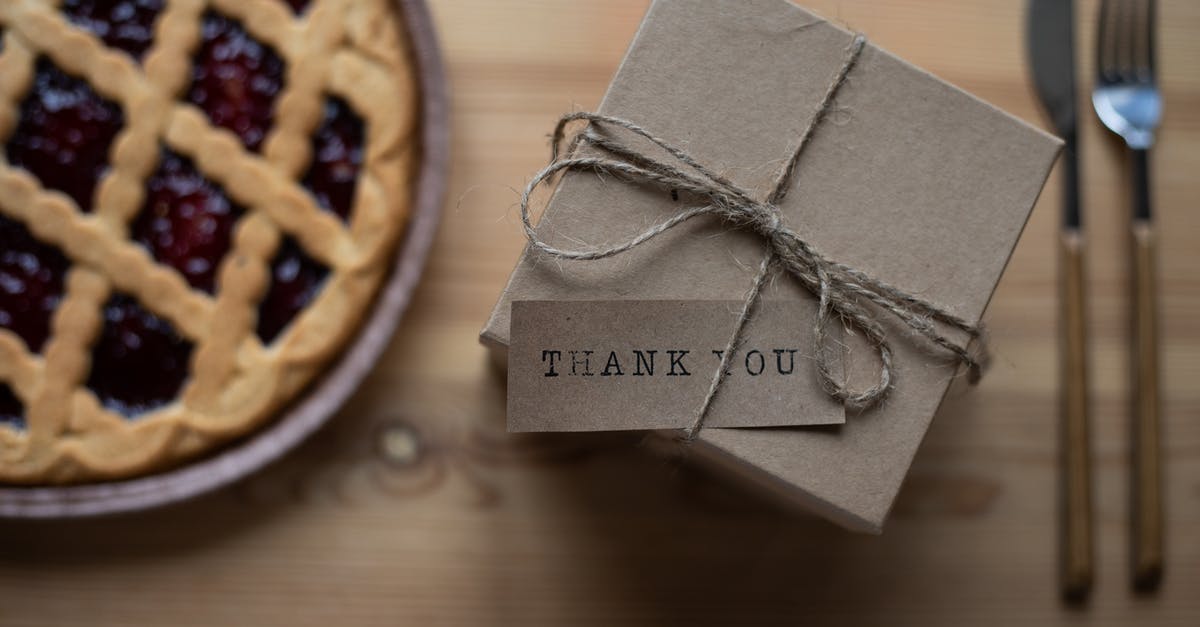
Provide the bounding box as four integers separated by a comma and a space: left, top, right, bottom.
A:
1092, 0, 1164, 592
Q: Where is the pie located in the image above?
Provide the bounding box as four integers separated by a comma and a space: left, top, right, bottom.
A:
0, 0, 419, 483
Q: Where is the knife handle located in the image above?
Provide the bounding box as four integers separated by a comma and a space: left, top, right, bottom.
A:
1131, 218, 1164, 592
1059, 229, 1093, 603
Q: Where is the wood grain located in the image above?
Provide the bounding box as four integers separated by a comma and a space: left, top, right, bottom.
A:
1, 1, 1198, 625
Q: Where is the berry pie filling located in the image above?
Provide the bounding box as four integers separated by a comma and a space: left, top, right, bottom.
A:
6, 59, 124, 214
186, 11, 285, 153
304, 97, 366, 222
132, 150, 246, 294
86, 294, 193, 417
61, 0, 165, 60
257, 237, 330, 344
0, 215, 70, 355
285, 0, 313, 15
0, 383, 23, 429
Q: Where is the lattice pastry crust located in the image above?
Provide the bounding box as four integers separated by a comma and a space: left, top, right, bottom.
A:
0, 0, 418, 483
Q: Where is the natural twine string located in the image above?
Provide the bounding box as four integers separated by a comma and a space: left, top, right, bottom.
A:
519, 35, 986, 440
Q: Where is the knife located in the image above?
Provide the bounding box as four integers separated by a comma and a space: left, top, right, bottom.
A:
1027, 0, 1094, 603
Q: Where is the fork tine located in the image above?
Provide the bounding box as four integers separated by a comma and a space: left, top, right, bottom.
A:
1144, 0, 1157, 80
1097, 0, 1116, 81
1124, 0, 1157, 84
1099, 0, 1158, 84
1118, 0, 1156, 84
1096, 0, 1107, 77
1118, 0, 1137, 81
1132, 0, 1146, 80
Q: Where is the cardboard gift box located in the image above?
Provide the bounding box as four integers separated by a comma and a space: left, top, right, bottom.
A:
482, 0, 1060, 532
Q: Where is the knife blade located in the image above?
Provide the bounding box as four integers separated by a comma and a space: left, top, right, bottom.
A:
1029, 0, 1081, 228
1026, 0, 1094, 604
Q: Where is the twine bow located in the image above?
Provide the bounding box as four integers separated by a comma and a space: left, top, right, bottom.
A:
519, 35, 986, 439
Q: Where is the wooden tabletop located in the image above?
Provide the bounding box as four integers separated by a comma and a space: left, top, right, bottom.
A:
1, 1, 1197, 625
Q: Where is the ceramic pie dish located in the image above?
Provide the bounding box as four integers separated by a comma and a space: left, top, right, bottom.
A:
0, 0, 446, 516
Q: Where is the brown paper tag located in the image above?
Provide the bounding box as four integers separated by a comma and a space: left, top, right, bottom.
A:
508, 300, 845, 432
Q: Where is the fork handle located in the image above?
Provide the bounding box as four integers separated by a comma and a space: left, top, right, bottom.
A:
1059, 230, 1093, 602
1131, 215, 1163, 592
1132, 148, 1152, 221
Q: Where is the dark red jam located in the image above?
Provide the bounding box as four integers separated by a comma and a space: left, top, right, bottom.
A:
256, 237, 329, 344
61, 0, 164, 60
7, 59, 124, 213
86, 294, 193, 417
0, 383, 25, 429
186, 11, 285, 152
303, 97, 365, 222
284, 0, 312, 15
131, 151, 246, 294
0, 215, 70, 354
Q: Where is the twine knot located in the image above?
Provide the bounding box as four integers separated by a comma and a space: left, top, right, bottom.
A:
518, 35, 987, 439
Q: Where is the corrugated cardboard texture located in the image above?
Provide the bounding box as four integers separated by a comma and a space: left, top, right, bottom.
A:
482, 0, 1060, 532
